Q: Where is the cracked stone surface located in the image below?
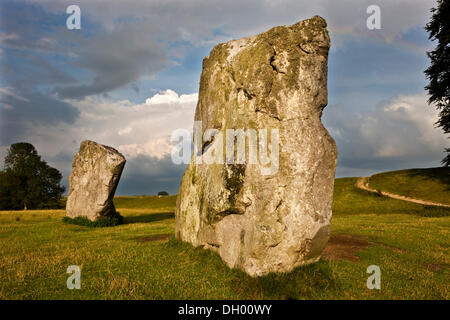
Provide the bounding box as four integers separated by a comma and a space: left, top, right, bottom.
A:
175, 16, 338, 276
66, 140, 126, 221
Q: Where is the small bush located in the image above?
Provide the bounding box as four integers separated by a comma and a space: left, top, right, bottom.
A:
62, 212, 123, 227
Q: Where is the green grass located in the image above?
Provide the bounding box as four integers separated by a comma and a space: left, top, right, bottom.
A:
334, 177, 450, 217
368, 167, 450, 205
0, 177, 448, 300
113, 195, 177, 210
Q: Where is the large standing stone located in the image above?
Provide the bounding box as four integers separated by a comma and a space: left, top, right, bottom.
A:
175, 16, 337, 276
66, 140, 126, 221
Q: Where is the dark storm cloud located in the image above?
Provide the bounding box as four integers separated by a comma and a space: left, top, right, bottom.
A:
0, 1, 81, 144
0, 89, 79, 144
27, 0, 436, 46
1, 51, 76, 91
54, 22, 169, 99
322, 93, 447, 176
116, 155, 186, 196
0, 0, 170, 151
1, 1, 170, 100
0, 0, 444, 196
0, 0, 71, 54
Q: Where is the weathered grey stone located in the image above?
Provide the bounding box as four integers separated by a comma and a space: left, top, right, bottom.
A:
66, 140, 126, 221
175, 16, 337, 276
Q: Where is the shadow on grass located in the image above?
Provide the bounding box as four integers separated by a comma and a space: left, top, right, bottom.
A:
406, 167, 450, 191
62, 212, 123, 227
123, 212, 174, 224
230, 260, 339, 299
418, 205, 450, 217
165, 237, 340, 299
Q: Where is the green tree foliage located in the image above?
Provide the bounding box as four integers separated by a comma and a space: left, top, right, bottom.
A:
0, 143, 65, 210
425, 0, 450, 166
158, 191, 169, 196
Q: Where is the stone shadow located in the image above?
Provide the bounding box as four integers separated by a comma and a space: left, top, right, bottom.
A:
406, 167, 450, 191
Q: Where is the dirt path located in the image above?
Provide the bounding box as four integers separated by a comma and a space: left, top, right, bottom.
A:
355, 177, 450, 208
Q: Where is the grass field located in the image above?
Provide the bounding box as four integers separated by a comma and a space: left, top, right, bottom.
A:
368, 167, 450, 205
0, 172, 449, 299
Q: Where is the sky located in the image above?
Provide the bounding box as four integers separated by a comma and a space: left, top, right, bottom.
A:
0, 0, 447, 195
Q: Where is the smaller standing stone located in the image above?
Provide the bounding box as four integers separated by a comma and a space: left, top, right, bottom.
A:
66, 140, 126, 221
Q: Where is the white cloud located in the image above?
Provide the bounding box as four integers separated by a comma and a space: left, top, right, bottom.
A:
145, 89, 198, 105
0, 89, 196, 187
324, 92, 448, 175
118, 127, 132, 136
362, 93, 445, 158
0, 88, 198, 193
16, 89, 197, 167
118, 139, 174, 160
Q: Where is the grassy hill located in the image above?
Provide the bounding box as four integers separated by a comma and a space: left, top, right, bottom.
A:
0, 173, 448, 299
117, 177, 450, 217
114, 195, 177, 210
334, 177, 449, 217
368, 167, 450, 205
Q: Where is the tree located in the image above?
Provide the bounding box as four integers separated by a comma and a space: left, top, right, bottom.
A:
158, 191, 169, 196
425, 0, 450, 166
0, 143, 65, 210
0, 170, 10, 209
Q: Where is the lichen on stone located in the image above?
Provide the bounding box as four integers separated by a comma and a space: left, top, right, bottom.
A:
175, 16, 337, 276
